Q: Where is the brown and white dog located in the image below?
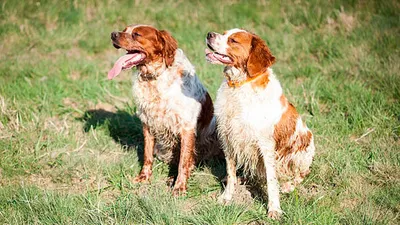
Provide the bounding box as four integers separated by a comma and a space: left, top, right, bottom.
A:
108, 25, 221, 195
205, 29, 315, 219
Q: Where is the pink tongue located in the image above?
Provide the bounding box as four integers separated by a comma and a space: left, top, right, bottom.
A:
108, 54, 138, 80
205, 48, 212, 54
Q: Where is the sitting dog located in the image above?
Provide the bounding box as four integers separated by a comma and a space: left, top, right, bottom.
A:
205, 28, 315, 219
108, 24, 221, 194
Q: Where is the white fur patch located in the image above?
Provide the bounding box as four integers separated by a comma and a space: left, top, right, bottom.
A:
211, 28, 247, 55
133, 49, 205, 132
124, 24, 153, 34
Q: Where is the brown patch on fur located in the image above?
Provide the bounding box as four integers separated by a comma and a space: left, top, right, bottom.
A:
247, 35, 275, 77
173, 128, 196, 195
251, 71, 270, 89
227, 32, 253, 69
274, 96, 312, 157
197, 93, 214, 129
296, 130, 313, 153
274, 96, 299, 157
280, 95, 288, 108
158, 30, 178, 67
177, 67, 183, 77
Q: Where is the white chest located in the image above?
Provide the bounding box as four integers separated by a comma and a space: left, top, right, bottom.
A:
216, 81, 283, 132
132, 70, 203, 133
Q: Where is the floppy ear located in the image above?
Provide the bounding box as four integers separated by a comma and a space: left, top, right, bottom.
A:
159, 30, 178, 67
246, 35, 275, 77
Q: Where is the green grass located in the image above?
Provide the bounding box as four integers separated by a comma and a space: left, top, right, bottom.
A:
1, 0, 399, 224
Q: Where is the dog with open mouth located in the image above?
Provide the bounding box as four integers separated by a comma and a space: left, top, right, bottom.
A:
108, 24, 222, 195
205, 29, 315, 219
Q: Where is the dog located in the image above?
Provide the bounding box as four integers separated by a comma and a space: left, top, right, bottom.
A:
205, 28, 315, 219
108, 25, 221, 195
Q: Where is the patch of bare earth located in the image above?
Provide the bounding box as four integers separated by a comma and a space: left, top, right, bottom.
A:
1, 170, 122, 202
326, 7, 356, 33
63, 97, 81, 111
298, 182, 325, 199
93, 102, 117, 113
367, 162, 400, 186
69, 71, 81, 81
338, 176, 373, 211
230, 184, 255, 206
44, 116, 70, 134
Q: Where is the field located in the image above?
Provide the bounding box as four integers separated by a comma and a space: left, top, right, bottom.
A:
0, 0, 399, 224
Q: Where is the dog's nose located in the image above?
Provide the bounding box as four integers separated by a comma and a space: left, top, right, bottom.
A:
111, 32, 119, 40
207, 32, 216, 39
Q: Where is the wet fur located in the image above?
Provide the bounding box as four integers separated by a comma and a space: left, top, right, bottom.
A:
207, 28, 315, 218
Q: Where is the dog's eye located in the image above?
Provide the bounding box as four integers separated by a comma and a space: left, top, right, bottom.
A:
132, 32, 141, 37
229, 38, 238, 43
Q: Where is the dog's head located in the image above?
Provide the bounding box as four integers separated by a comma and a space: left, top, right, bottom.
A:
108, 25, 177, 79
205, 28, 275, 78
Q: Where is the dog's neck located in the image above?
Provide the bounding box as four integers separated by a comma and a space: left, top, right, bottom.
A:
135, 49, 195, 83
223, 66, 271, 88
223, 66, 246, 85
136, 49, 193, 82
137, 59, 166, 81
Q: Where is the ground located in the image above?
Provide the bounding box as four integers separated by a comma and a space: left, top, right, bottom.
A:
0, 0, 399, 224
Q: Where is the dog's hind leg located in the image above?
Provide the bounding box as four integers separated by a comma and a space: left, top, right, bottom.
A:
281, 135, 315, 193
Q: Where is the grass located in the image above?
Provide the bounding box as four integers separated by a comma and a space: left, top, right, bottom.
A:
0, 0, 399, 224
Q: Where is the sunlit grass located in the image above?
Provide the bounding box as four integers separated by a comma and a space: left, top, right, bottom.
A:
0, 0, 399, 224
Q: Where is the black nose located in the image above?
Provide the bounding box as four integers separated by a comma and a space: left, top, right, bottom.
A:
207, 32, 216, 39
111, 32, 119, 40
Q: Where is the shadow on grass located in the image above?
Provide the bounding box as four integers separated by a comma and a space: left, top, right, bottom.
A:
79, 109, 144, 163
78, 109, 227, 190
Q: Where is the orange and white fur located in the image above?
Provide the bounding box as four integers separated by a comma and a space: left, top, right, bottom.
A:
108, 25, 221, 195
205, 29, 315, 219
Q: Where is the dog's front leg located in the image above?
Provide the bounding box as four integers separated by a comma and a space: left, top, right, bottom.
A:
133, 123, 154, 183
218, 153, 237, 204
173, 128, 196, 195
259, 140, 282, 220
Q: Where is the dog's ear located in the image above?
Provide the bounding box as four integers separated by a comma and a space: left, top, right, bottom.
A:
159, 30, 178, 67
246, 35, 275, 77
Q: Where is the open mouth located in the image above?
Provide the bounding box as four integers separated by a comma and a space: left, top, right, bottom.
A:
113, 43, 121, 49
108, 49, 146, 80
205, 45, 233, 65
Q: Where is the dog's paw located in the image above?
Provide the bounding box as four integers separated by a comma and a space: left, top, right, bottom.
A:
217, 192, 232, 205
267, 210, 282, 220
172, 183, 187, 196
132, 172, 151, 183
